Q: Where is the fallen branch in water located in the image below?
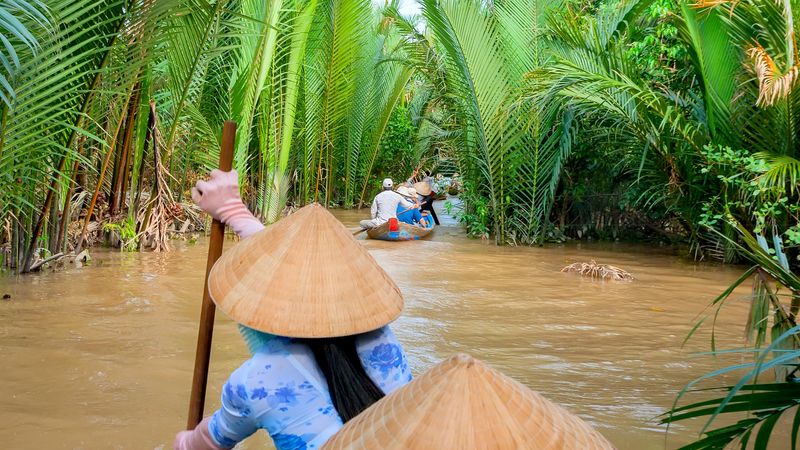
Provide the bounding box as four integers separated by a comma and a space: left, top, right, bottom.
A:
30, 252, 65, 271
561, 260, 634, 281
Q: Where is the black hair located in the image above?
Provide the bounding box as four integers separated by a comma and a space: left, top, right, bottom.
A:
302, 335, 385, 422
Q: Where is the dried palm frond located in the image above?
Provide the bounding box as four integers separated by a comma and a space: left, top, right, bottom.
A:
561, 260, 634, 281
176, 202, 204, 233
749, 45, 800, 106
691, 0, 736, 8
2, 218, 10, 245
68, 221, 100, 249
138, 101, 176, 252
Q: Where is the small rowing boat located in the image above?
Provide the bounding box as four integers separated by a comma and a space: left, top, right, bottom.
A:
367, 218, 434, 241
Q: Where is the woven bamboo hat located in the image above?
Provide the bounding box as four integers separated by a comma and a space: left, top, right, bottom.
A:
413, 181, 432, 196
396, 186, 417, 198
208, 203, 403, 338
322, 354, 616, 450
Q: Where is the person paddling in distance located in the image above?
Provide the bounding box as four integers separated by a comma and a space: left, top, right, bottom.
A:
175, 169, 413, 450
415, 178, 440, 226
359, 178, 417, 230
406, 168, 440, 226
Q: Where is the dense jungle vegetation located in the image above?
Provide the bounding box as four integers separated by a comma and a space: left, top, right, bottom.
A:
1, 0, 799, 265
1, 0, 799, 447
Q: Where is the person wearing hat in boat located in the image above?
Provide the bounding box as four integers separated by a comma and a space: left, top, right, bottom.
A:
395, 186, 426, 227
414, 177, 440, 226
359, 178, 416, 230
175, 170, 413, 450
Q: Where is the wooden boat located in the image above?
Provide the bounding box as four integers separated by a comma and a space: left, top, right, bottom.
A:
367, 218, 435, 241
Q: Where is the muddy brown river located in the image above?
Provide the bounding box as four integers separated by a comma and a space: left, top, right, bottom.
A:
0, 207, 760, 449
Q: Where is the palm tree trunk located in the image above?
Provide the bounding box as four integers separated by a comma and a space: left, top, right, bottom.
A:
47, 195, 59, 255
109, 134, 124, 215
133, 99, 155, 222
18, 40, 116, 272
10, 218, 19, 270
113, 87, 140, 215
56, 159, 82, 253
138, 101, 164, 250
74, 93, 135, 255
20, 152, 69, 273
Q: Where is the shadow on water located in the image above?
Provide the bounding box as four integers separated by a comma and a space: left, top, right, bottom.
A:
0, 202, 757, 449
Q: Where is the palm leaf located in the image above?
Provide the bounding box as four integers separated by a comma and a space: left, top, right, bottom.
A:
678, 3, 739, 145
0, 0, 49, 106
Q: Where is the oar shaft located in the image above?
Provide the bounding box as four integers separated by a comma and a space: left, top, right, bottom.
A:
187, 120, 237, 429
397, 205, 416, 216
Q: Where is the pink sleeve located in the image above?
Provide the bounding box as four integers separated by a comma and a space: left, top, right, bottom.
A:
173, 417, 225, 450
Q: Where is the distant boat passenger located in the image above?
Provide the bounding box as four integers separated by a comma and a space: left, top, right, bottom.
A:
395, 186, 425, 226
414, 178, 440, 226
359, 178, 416, 230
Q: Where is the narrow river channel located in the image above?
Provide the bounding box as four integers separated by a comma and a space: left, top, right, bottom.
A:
0, 207, 755, 449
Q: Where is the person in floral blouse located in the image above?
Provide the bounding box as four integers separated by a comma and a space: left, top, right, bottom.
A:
174, 170, 413, 450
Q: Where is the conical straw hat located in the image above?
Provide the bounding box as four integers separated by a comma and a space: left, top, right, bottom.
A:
413, 181, 432, 196
208, 203, 403, 338
322, 354, 616, 450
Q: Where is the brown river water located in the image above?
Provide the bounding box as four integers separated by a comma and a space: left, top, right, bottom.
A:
0, 206, 764, 449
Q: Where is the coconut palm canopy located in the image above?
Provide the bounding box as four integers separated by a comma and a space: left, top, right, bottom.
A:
3, 0, 798, 261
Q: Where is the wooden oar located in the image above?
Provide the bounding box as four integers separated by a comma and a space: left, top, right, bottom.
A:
352, 205, 419, 235
186, 120, 236, 429
394, 191, 416, 200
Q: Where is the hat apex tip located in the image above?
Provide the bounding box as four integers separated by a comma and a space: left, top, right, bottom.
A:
451, 353, 478, 367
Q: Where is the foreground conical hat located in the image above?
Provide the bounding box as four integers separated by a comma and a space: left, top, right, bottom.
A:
208, 203, 403, 338
322, 354, 616, 450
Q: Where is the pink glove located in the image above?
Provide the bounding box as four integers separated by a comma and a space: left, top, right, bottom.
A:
174, 417, 225, 450
191, 169, 265, 239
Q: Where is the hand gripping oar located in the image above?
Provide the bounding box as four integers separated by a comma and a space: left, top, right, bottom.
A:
187, 121, 237, 429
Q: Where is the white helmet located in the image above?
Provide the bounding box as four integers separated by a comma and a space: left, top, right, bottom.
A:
382, 178, 393, 189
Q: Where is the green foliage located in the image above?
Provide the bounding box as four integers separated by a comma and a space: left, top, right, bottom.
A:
453, 181, 492, 240
626, 0, 692, 89
667, 221, 800, 448
0, 0, 50, 107
699, 145, 800, 253
550, 129, 676, 241
664, 327, 800, 450
1, 0, 799, 276
697, 145, 765, 230
102, 217, 138, 252
663, 364, 800, 450
366, 105, 417, 201
406, 0, 565, 244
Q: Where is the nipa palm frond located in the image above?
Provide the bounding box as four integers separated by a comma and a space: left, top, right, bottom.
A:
755, 152, 800, 195
0, 0, 50, 107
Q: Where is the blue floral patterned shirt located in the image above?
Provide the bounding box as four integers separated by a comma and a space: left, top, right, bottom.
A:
208, 326, 412, 450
